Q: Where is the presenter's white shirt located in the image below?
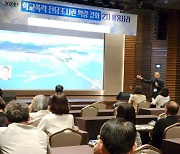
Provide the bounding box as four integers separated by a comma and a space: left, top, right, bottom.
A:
0, 123, 49, 154
152, 95, 170, 108
30, 110, 50, 121
37, 113, 74, 135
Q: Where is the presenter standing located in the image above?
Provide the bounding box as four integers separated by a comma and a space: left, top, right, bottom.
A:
136, 72, 164, 99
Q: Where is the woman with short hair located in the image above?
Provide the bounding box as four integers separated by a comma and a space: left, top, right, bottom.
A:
116, 103, 142, 147
151, 87, 170, 108
128, 86, 146, 113
29, 94, 49, 121
37, 93, 74, 135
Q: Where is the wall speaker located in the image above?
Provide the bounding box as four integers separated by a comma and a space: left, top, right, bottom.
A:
153, 11, 169, 40
116, 92, 131, 100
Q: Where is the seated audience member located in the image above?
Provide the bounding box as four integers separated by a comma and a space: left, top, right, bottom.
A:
0, 101, 50, 154
94, 118, 137, 154
48, 85, 64, 104
29, 95, 49, 121
0, 97, 8, 127
0, 89, 3, 97
128, 86, 146, 113
37, 93, 74, 135
116, 103, 142, 147
55, 85, 64, 93
150, 101, 180, 149
151, 87, 170, 108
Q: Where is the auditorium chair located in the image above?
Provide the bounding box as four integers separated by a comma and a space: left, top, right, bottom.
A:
163, 122, 180, 139
113, 107, 118, 116
81, 105, 99, 117
92, 101, 106, 110
135, 144, 161, 154
28, 118, 42, 127
137, 100, 151, 114
49, 128, 82, 147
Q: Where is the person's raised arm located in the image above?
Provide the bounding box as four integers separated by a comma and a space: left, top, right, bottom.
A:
136, 75, 143, 80
136, 75, 152, 83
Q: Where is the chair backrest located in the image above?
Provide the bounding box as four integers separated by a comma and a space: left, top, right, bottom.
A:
135, 144, 161, 154
137, 100, 150, 113
81, 105, 99, 117
113, 107, 118, 116
28, 118, 42, 127
49, 128, 82, 147
158, 113, 166, 120
92, 101, 106, 110
163, 122, 180, 139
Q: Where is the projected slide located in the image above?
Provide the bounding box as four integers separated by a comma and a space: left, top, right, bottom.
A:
0, 30, 104, 90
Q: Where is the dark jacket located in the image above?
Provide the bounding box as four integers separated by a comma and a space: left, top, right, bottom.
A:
0, 112, 8, 127
142, 78, 164, 98
150, 116, 179, 149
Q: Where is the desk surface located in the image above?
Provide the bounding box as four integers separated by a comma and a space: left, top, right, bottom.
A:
70, 104, 87, 110
136, 124, 153, 132
70, 109, 114, 117
138, 108, 165, 116
70, 109, 114, 114
52, 145, 93, 154
75, 115, 157, 120
161, 138, 180, 154
141, 108, 165, 111
75, 116, 115, 120
163, 138, 180, 144
75, 115, 157, 139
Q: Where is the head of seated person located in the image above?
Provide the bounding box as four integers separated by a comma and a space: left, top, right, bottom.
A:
94, 118, 137, 154
159, 87, 169, 97
32, 95, 48, 112
0, 97, 8, 127
165, 101, 179, 116
134, 86, 143, 95
50, 93, 69, 115
5, 100, 29, 124
48, 85, 64, 105
116, 103, 136, 125
55, 85, 64, 94
0, 97, 5, 112
0, 89, 3, 97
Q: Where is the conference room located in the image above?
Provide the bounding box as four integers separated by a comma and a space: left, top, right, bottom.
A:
0, 0, 180, 154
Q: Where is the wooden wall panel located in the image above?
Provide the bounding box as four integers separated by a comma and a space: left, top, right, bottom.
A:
124, 36, 136, 93
124, 12, 168, 101
166, 11, 180, 103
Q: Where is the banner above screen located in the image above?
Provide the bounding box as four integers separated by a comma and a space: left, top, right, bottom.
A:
0, 0, 137, 35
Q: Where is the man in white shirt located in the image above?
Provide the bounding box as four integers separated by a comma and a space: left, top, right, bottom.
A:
0, 101, 51, 154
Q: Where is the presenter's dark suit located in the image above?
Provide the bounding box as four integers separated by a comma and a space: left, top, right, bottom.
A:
150, 116, 179, 149
142, 78, 164, 98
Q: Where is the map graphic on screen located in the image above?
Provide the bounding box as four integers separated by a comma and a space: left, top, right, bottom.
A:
0, 30, 104, 90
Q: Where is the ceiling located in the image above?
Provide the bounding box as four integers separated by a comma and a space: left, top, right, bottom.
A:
57, 0, 180, 13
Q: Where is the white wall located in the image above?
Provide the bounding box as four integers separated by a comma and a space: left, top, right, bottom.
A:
104, 34, 125, 95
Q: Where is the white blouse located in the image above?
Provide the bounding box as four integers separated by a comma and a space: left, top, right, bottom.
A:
128, 94, 146, 112
30, 110, 50, 121
0, 123, 49, 154
152, 95, 170, 108
37, 113, 74, 135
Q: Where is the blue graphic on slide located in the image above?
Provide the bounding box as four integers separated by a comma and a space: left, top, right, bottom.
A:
0, 30, 104, 90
